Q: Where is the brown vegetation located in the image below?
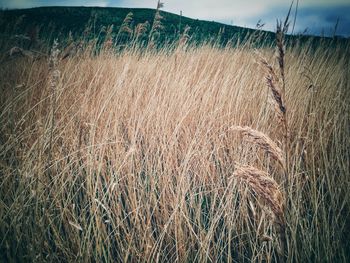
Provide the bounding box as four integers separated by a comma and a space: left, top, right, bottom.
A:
0, 22, 349, 262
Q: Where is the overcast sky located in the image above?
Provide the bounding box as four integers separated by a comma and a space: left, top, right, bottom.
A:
1, 0, 350, 36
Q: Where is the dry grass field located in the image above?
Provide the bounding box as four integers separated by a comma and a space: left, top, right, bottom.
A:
0, 21, 350, 262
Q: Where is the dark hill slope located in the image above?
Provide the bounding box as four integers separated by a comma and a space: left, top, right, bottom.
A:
0, 6, 348, 47
1, 6, 257, 40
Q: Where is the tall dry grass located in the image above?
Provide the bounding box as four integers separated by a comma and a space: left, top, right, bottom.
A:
0, 38, 349, 262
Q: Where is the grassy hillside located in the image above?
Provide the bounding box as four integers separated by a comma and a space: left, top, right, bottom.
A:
1, 6, 348, 50
0, 7, 257, 41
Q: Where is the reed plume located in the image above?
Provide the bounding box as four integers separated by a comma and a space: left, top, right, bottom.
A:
135, 21, 150, 39
103, 25, 114, 50
233, 165, 287, 257
233, 165, 284, 224
148, 0, 164, 48
257, 54, 287, 134
116, 12, 133, 43
230, 126, 286, 170
178, 25, 191, 49
276, 12, 290, 96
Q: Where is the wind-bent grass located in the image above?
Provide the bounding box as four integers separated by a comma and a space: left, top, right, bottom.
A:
0, 41, 349, 262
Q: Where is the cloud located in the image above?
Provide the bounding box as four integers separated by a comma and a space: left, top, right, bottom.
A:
295, 6, 350, 36
117, 0, 280, 19
0, 0, 33, 8
237, 4, 350, 36
0, 0, 111, 9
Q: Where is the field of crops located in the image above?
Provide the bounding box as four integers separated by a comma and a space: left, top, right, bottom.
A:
1, 7, 349, 262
